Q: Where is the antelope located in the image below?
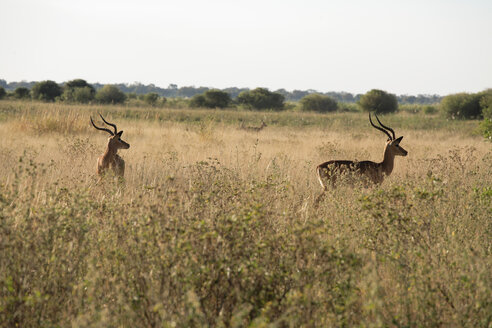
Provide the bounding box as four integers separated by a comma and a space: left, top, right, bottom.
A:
316, 113, 407, 199
90, 114, 130, 177
240, 120, 267, 132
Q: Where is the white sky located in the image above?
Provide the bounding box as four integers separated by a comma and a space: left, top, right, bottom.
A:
0, 0, 491, 95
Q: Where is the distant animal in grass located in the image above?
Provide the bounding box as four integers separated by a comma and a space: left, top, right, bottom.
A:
90, 114, 130, 177
240, 120, 267, 132
315, 113, 407, 204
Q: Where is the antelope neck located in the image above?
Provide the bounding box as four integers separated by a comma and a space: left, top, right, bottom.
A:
104, 143, 118, 158
380, 144, 395, 175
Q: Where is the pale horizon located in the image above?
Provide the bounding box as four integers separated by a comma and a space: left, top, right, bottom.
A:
1, 0, 491, 96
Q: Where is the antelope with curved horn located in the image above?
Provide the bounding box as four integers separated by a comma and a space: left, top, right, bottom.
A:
316, 113, 407, 197
90, 114, 130, 177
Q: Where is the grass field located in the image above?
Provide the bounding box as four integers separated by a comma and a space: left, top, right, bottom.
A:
0, 101, 491, 327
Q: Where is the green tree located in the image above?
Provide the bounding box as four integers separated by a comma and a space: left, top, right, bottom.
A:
14, 87, 30, 99
31, 80, 62, 101
65, 79, 95, 91
237, 88, 285, 111
358, 89, 398, 114
62, 79, 95, 103
440, 93, 482, 119
189, 94, 206, 108
0, 87, 6, 99
143, 92, 160, 106
478, 89, 492, 139
95, 85, 126, 104
190, 89, 231, 108
299, 94, 338, 113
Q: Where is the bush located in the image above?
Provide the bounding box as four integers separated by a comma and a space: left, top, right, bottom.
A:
143, 92, 160, 106
0, 87, 6, 99
423, 105, 437, 114
189, 94, 206, 108
440, 93, 482, 119
65, 79, 95, 91
62, 87, 95, 104
95, 85, 126, 104
479, 90, 492, 119
237, 88, 285, 111
14, 87, 31, 99
190, 89, 231, 109
298, 94, 338, 113
31, 81, 62, 101
479, 119, 492, 140
358, 89, 398, 114
62, 79, 95, 103
478, 90, 492, 139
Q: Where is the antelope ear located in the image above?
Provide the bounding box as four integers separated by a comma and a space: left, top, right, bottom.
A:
392, 136, 403, 144
116, 131, 123, 137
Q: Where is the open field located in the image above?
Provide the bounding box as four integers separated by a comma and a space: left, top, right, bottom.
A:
1, 101, 491, 327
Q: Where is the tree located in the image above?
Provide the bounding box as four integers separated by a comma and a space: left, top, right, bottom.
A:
190, 90, 232, 109
237, 88, 285, 111
478, 89, 492, 139
14, 87, 30, 99
0, 87, 6, 99
143, 92, 160, 106
440, 93, 481, 119
299, 94, 338, 113
189, 94, 206, 108
95, 85, 126, 104
65, 79, 95, 91
62, 79, 95, 103
358, 89, 398, 114
31, 80, 62, 101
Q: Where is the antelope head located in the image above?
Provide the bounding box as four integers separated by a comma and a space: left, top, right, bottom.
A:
90, 114, 130, 151
369, 113, 407, 157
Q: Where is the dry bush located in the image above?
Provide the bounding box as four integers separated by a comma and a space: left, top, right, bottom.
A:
0, 101, 490, 327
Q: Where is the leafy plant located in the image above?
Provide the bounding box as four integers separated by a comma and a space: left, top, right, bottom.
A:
31, 80, 62, 101
358, 89, 398, 114
298, 93, 338, 113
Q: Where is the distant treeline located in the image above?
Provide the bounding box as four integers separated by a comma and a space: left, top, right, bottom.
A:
0, 79, 442, 104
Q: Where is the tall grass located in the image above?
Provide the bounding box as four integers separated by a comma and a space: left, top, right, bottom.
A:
0, 101, 490, 327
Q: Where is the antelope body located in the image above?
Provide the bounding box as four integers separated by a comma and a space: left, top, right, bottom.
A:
316, 113, 407, 190
90, 114, 130, 177
240, 121, 267, 132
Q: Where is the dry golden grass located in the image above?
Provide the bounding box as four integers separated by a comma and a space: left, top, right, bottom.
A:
0, 101, 490, 327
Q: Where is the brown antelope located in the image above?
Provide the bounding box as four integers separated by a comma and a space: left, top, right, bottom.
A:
316, 113, 407, 199
90, 114, 130, 177
240, 120, 267, 132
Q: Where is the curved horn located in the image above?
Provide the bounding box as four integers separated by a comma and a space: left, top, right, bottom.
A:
369, 113, 392, 140
90, 116, 114, 135
374, 114, 395, 140
99, 114, 117, 135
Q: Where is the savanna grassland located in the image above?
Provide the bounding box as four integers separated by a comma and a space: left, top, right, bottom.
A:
0, 100, 491, 327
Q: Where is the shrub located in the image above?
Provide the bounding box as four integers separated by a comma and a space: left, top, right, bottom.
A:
31, 81, 62, 101
0, 87, 6, 99
143, 92, 160, 106
62, 87, 95, 104
65, 79, 95, 91
190, 89, 231, 109
189, 94, 206, 108
358, 89, 398, 114
423, 105, 438, 114
62, 79, 95, 103
95, 85, 126, 104
237, 88, 285, 111
479, 90, 492, 119
440, 93, 482, 119
14, 87, 31, 99
299, 94, 338, 113
478, 90, 492, 139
